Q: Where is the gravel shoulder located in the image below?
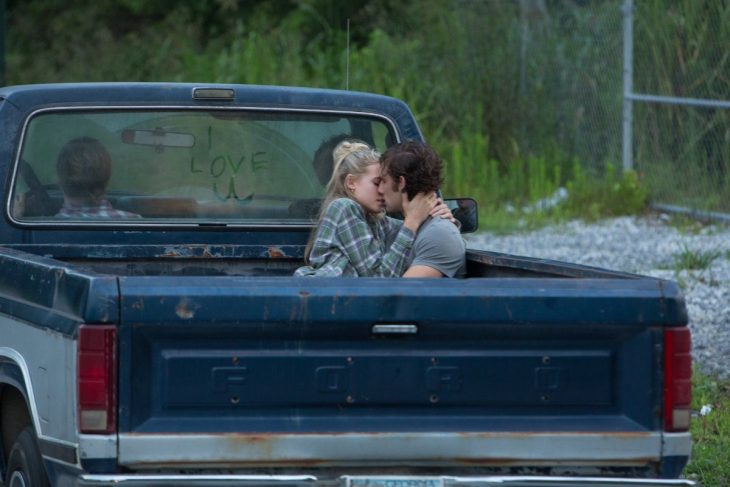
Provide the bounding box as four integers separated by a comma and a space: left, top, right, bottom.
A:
465, 214, 730, 380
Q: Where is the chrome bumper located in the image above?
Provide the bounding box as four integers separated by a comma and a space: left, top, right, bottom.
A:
77, 474, 695, 487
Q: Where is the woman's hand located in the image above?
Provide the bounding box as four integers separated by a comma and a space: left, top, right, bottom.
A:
402, 191, 437, 233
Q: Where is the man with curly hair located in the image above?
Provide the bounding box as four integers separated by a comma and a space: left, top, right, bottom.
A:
379, 141, 466, 278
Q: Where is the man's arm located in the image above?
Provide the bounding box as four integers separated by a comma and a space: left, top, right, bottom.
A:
402, 219, 466, 278
403, 265, 444, 278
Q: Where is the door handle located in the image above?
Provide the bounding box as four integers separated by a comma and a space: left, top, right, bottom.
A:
371, 324, 418, 335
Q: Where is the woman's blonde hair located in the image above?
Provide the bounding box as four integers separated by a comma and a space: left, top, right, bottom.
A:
304, 140, 382, 263
325, 141, 380, 202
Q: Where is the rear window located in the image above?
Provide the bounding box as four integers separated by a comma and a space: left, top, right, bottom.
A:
9, 109, 396, 226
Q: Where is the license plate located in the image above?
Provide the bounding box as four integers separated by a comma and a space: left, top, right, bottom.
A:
344, 477, 443, 487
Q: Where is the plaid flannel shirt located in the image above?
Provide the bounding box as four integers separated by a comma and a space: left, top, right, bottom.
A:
56, 200, 142, 219
295, 198, 415, 277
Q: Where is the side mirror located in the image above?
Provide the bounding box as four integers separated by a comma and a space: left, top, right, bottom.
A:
444, 197, 478, 233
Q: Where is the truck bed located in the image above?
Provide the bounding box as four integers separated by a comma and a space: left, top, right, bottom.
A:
8, 243, 641, 279
0, 245, 689, 478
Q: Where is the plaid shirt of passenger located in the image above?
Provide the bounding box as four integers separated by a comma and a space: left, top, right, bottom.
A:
56, 200, 142, 219
295, 198, 415, 277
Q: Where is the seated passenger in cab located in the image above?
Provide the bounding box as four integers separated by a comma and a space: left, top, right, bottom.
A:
55, 137, 141, 219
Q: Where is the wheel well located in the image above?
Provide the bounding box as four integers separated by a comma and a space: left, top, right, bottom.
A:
0, 385, 33, 467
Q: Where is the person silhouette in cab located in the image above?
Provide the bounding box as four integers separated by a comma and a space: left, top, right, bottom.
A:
55, 137, 140, 219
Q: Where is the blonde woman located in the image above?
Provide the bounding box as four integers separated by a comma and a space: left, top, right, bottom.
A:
295, 141, 437, 277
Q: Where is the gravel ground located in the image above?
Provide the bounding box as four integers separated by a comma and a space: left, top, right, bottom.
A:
465, 213, 730, 380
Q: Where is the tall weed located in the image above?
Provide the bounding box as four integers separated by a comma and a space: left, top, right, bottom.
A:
441, 128, 647, 231
562, 162, 648, 221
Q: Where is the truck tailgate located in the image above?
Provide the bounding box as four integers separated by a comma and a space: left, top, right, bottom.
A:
117, 275, 686, 468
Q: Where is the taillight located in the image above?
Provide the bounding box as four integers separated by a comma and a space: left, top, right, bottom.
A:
663, 327, 691, 431
77, 324, 117, 434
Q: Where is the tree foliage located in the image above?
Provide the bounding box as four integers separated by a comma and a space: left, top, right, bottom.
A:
5, 0, 729, 215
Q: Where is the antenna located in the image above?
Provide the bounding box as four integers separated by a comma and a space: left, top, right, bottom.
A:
346, 18, 350, 90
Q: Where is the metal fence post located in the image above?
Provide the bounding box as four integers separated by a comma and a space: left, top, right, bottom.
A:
519, 0, 529, 157
621, 0, 634, 172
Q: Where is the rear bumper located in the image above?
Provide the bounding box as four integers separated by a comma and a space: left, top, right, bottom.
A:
77, 474, 695, 487
78, 433, 693, 485
115, 431, 692, 467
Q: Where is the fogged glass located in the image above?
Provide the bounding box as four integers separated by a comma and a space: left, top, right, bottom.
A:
10, 110, 395, 224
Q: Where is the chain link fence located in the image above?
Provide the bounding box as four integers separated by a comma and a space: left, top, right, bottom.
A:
514, 0, 729, 218
513, 0, 624, 173
627, 0, 730, 218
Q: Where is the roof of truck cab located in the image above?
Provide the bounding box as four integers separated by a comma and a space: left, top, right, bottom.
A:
0, 82, 408, 114
0, 82, 424, 142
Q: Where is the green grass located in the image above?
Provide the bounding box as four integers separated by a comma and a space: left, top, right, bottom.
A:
669, 244, 722, 271
443, 151, 649, 233
670, 218, 729, 238
686, 370, 730, 486
665, 214, 711, 235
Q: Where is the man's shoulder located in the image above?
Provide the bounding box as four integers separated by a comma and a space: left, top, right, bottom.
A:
413, 217, 465, 258
410, 217, 466, 278
416, 217, 463, 242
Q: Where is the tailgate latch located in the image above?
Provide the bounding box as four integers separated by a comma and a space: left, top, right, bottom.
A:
371, 324, 418, 335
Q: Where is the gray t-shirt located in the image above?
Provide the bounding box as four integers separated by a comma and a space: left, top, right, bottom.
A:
405, 217, 467, 278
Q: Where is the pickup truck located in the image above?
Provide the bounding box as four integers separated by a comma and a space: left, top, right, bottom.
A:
0, 83, 694, 487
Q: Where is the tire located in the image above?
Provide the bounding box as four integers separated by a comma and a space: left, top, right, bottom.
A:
4, 426, 49, 487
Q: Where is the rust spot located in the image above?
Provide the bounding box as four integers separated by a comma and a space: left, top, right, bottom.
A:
160, 246, 210, 258
175, 298, 197, 319
300, 291, 310, 297
231, 434, 274, 443
268, 246, 288, 258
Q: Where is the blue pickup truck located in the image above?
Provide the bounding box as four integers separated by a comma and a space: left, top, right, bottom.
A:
0, 83, 694, 487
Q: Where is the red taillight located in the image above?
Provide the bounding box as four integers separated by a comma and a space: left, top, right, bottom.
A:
78, 325, 117, 434
663, 327, 692, 431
